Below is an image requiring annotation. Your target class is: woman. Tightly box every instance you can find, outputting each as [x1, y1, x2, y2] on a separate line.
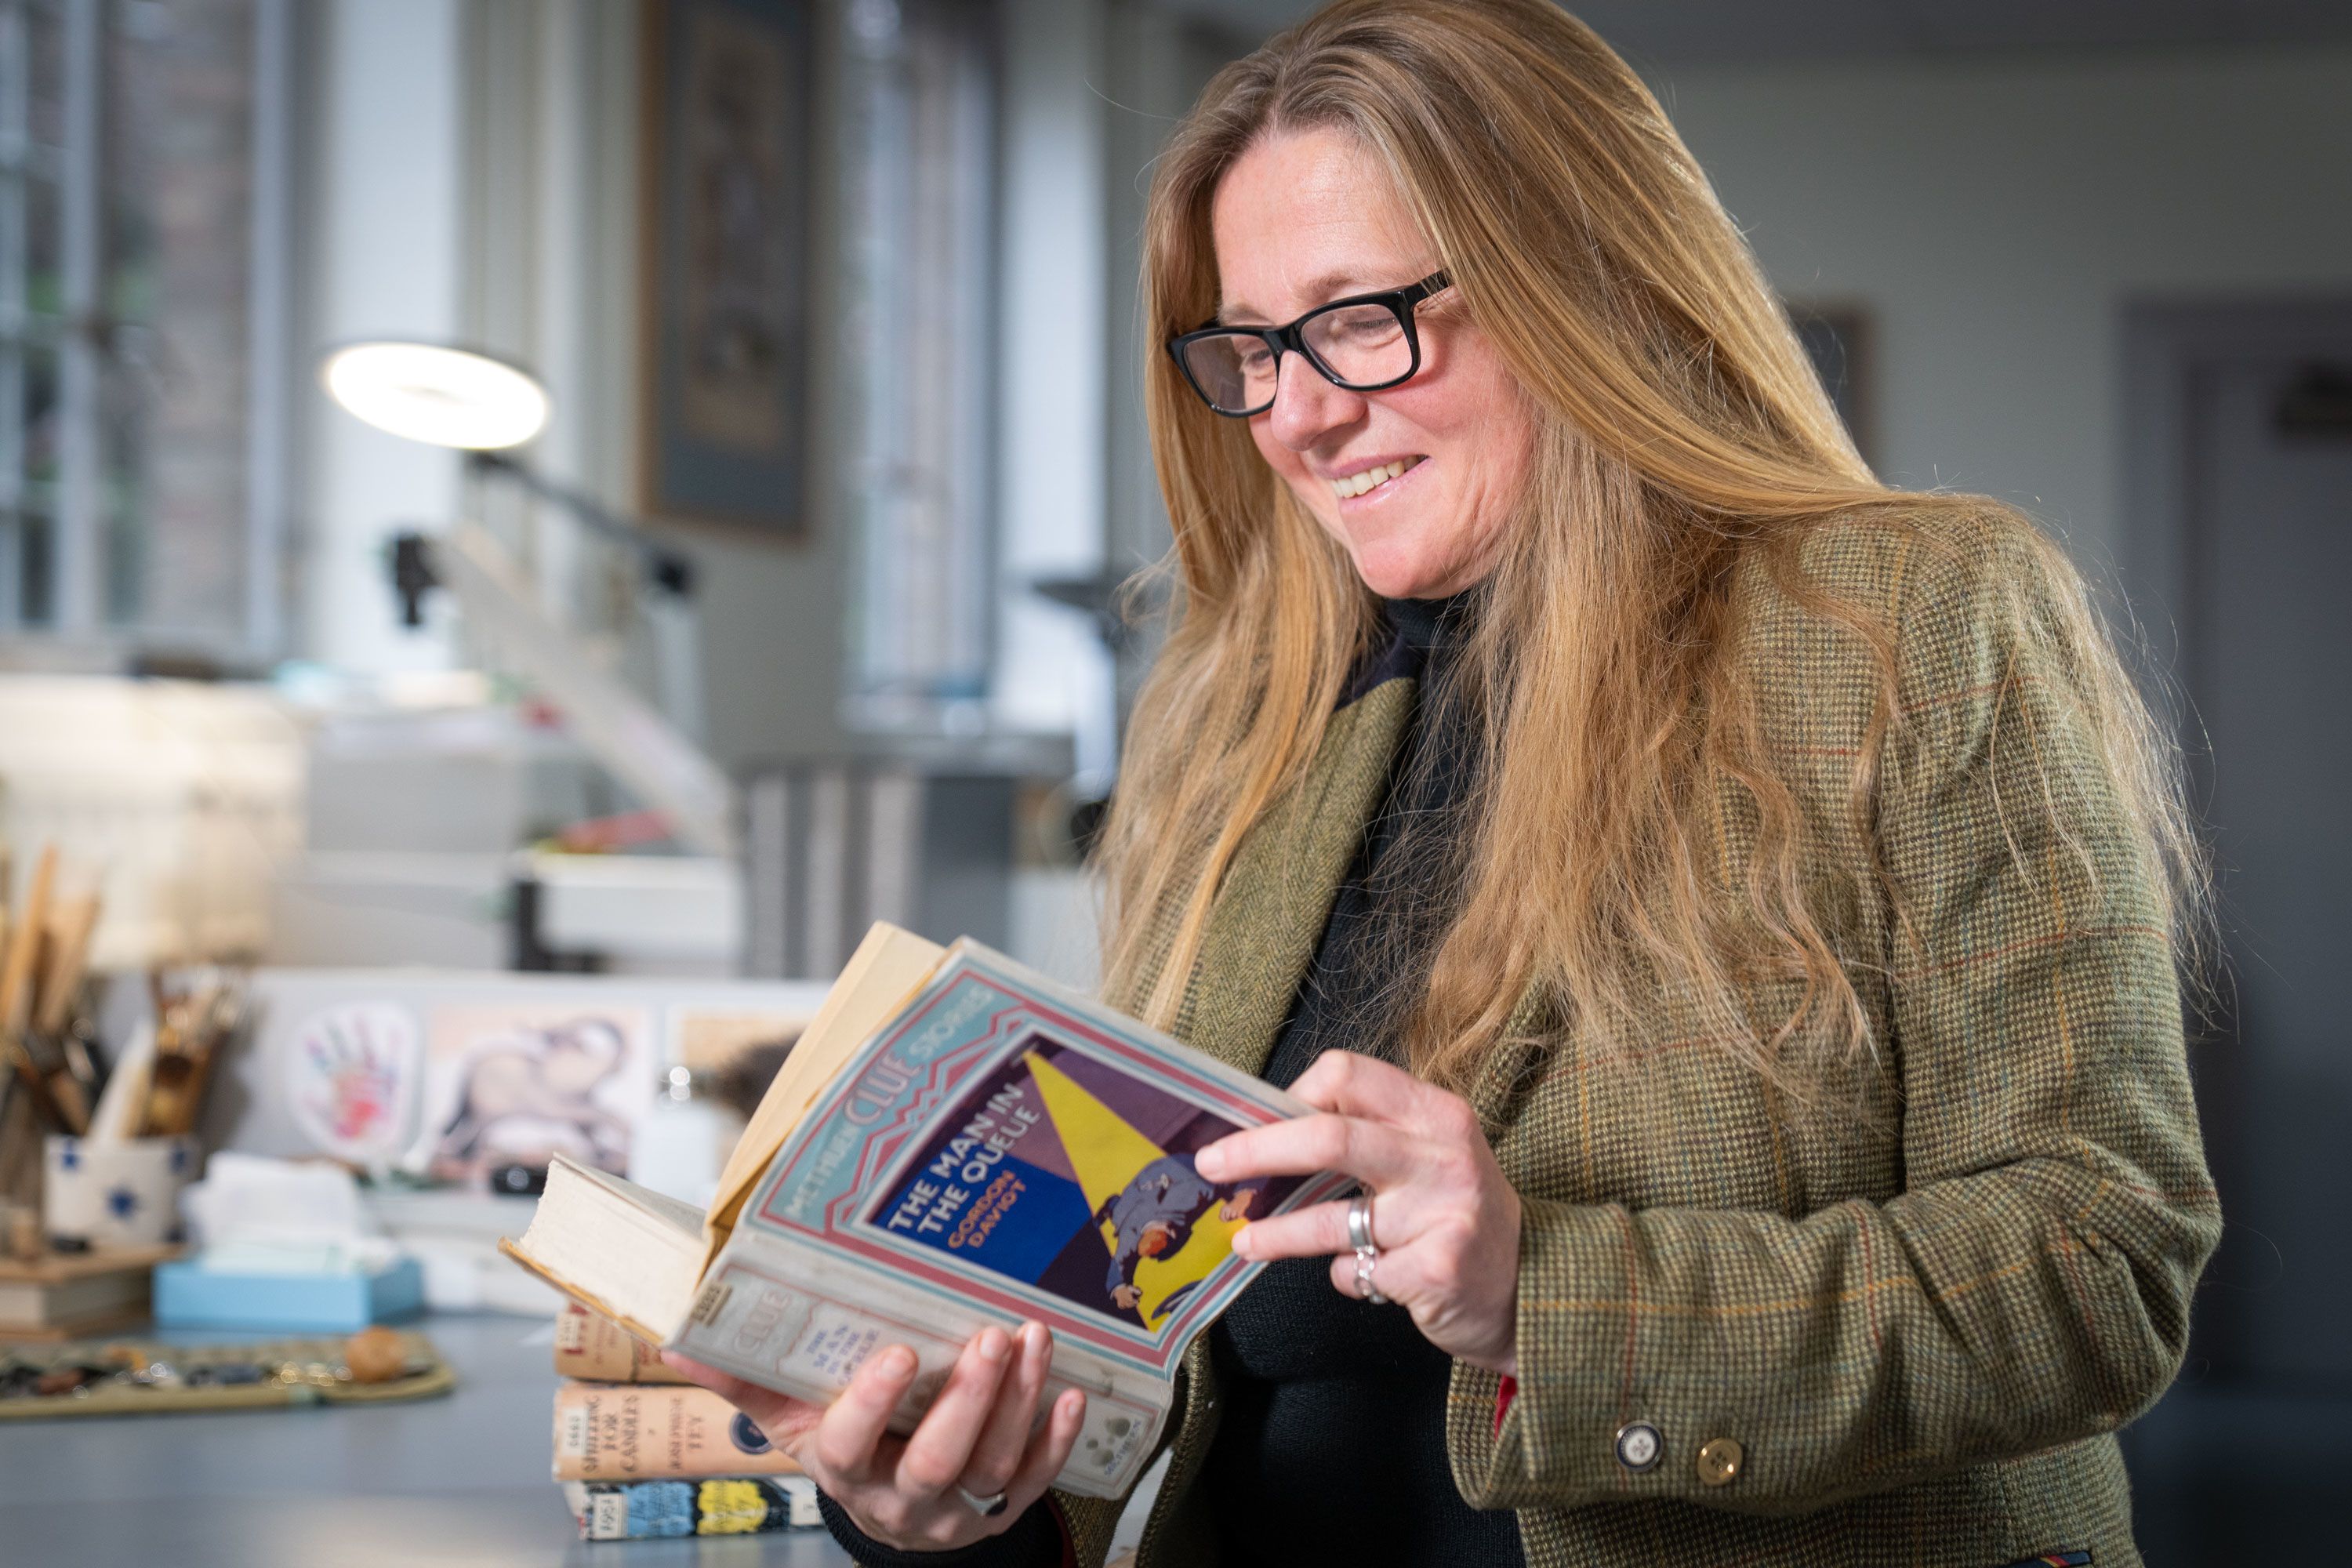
[673, 2, 2220, 1563]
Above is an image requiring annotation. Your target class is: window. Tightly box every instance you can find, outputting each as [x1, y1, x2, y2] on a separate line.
[839, 0, 996, 729]
[0, 0, 286, 654]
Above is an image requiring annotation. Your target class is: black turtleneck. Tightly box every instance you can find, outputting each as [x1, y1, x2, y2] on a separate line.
[1202, 590, 1524, 1568]
[819, 592, 1521, 1567]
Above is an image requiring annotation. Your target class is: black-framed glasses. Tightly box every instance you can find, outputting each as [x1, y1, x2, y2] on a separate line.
[1167, 270, 1451, 417]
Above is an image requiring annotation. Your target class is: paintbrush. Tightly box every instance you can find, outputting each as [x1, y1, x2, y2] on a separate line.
[33, 892, 100, 1042]
[0, 848, 66, 1132]
[0, 840, 13, 992]
[140, 975, 241, 1138]
[0, 845, 56, 1039]
[9, 1033, 83, 1134]
[0, 841, 13, 1140]
[26, 891, 104, 1133]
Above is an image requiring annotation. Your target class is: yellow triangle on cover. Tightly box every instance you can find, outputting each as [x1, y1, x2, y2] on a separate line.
[1023, 1050, 1165, 1224]
[1022, 1050, 1244, 1331]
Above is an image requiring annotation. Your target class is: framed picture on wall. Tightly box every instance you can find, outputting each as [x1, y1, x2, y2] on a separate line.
[639, 0, 814, 539]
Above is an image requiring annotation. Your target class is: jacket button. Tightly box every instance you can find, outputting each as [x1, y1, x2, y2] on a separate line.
[1613, 1421, 1663, 1472]
[1696, 1436, 1744, 1486]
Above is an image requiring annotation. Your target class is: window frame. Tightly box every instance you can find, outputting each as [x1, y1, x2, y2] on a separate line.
[838, 0, 1002, 732]
[0, 0, 292, 659]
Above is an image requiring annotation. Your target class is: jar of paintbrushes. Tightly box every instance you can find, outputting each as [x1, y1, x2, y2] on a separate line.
[0, 843, 244, 1257]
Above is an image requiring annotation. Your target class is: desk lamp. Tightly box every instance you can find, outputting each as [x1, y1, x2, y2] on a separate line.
[319, 342, 696, 617]
[317, 341, 731, 858]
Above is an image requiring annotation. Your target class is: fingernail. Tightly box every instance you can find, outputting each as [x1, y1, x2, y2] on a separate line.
[976, 1327, 1008, 1363]
[1021, 1322, 1047, 1356]
[1229, 1225, 1252, 1258]
[1196, 1144, 1225, 1178]
[878, 1347, 916, 1379]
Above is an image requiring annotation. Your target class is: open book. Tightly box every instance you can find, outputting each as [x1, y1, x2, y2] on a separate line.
[503, 924, 1348, 1498]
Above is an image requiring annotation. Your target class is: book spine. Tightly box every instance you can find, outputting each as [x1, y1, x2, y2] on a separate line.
[551, 1381, 805, 1483]
[553, 1301, 686, 1384]
[564, 1475, 822, 1540]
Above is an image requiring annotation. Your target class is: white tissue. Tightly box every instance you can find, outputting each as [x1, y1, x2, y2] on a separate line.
[180, 1152, 404, 1275]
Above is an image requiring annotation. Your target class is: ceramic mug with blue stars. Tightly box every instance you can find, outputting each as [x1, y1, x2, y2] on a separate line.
[43, 1134, 198, 1251]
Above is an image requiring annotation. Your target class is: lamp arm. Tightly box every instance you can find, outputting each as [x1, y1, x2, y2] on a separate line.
[466, 449, 695, 597]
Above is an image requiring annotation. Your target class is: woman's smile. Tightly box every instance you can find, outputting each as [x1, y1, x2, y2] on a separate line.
[1328, 453, 1427, 503]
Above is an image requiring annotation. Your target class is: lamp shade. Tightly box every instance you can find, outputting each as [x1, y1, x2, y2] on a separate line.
[320, 341, 550, 451]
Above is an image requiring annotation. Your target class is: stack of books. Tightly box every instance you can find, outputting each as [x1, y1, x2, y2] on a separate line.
[551, 1300, 820, 1541]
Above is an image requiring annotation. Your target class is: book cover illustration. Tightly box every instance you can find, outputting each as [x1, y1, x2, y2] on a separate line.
[744, 944, 1352, 1379]
[873, 1041, 1274, 1332]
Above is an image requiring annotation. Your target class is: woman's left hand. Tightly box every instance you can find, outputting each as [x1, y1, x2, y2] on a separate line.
[1196, 1050, 1521, 1376]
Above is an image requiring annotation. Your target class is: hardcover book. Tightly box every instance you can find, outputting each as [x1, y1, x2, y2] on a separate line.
[506, 924, 1347, 1498]
[552, 1379, 806, 1481]
[554, 1301, 687, 1385]
[561, 1475, 822, 1540]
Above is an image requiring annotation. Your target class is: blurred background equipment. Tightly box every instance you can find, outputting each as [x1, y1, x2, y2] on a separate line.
[320, 339, 731, 851]
[739, 746, 1074, 982]
[0, 682, 304, 970]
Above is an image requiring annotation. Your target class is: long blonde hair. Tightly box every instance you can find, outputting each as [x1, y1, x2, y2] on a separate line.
[1098, 0, 2198, 1101]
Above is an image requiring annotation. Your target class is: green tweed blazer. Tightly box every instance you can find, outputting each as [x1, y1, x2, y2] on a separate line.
[1060, 510, 2220, 1568]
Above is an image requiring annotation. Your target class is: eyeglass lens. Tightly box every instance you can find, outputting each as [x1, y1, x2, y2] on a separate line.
[1181, 300, 1414, 413]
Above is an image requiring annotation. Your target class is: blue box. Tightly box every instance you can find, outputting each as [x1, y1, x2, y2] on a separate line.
[153, 1257, 426, 1332]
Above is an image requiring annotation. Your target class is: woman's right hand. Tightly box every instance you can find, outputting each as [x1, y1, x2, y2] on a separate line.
[662, 1321, 1087, 1553]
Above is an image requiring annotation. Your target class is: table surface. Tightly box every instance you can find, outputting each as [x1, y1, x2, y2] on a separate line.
[0, 1313, 856, 1567]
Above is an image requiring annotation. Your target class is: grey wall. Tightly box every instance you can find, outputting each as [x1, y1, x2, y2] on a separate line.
[993, 0, 1112, 746]
[1647, 45, 2352, 599]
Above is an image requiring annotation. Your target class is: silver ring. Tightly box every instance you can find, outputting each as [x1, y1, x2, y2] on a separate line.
[1347, 1191, 1377, 1253]
[956, 1486, 1010, 1517]
[1353, 1247, 1388, 1305]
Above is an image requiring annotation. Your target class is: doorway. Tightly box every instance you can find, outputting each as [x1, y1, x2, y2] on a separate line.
[2116, 299, 2352, 1566]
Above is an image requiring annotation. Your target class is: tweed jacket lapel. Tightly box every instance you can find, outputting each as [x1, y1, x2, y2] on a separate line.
[1174, 670, 1551, 1132]
[1177, 676, 1415, 1080]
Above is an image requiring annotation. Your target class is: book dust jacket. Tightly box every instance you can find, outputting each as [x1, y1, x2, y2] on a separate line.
[734, 946, 1348, 1378]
